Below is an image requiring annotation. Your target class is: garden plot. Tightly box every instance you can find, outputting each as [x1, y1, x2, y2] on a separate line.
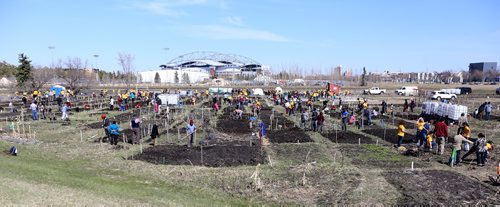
[362, 128, 415, 145]
[384, 170, 500, 205]
[133, 143, 265, 167]
[321, 131, 375, 144]
[267, 127, 313, 143]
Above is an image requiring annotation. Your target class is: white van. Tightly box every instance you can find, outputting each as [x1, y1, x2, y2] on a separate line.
[395, 86, 418, 96]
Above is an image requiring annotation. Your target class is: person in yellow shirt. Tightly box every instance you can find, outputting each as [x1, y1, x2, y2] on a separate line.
[427, 131, 435, 151]
[462, 123, 471, 138]
[416, 117, 425, 143]
[396, 120, 406, 147]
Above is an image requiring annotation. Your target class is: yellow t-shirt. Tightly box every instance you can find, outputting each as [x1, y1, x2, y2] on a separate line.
[486, 143, 492, 150]
[427, 134, 433, 143]
[417, 121, 424, 130]
[363, 102, 368, 109]
[397, 125, 405, 137]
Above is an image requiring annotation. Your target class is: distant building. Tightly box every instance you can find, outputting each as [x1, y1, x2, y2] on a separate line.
[469, 62, 497, 82]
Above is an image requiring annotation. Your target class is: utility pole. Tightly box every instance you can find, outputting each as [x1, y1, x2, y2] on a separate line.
[48, 46, 55, 68]
[93, 54, 100, 82]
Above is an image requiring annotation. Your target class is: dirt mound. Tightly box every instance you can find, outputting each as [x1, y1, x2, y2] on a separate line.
[134, 144, 265, 167]
[217, 117, 252, 134]
[385, 170, 500, 205]
[322, 131, 375, 144]
[268, 127, 313, 143]
[362, 128, 414, 145]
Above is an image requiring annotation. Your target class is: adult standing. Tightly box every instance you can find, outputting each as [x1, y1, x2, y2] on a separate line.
[476, 133, 487, 167]
[130, 117, 141, 145]
[485, 102, 492, 121]
[403, 99, 409, 112]
[381, 100, 387, 116]
[435, 118, 448, 155]
[341, 109, 349, 132]
[317, 111, 325, 132]
[108, 121, 120, 145]
[30, 101, 38, 120]
[186, 119, 196, 148]
[409, 99, 416, 113]
[451, 134, 473, 166]
[150, 123, 159, 146]
[61, 103, 69, 121]
[311, 108, 318, 132]
[301, 109, 309, 130]
[109, 96, 115, 111]
[101, 114, 110, 142]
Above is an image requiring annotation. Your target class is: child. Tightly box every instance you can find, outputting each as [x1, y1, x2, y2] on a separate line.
[396, 120, 406, 148]
[485, 140, 494, 162]
[427, 131, 437, 152]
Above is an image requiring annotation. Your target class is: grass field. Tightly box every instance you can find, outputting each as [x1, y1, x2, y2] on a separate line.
[0, 83, 499, 205]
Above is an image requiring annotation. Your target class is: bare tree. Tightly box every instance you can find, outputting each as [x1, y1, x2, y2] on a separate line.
[31, 66, 53, 91]
[117, 52, 134, 89]
[57, 57, 92, 94]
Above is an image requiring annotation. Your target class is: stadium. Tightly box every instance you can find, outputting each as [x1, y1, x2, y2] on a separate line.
[140, 51, 270, 83]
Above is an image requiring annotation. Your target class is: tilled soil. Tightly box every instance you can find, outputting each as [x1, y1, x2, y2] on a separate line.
[384, 170, 500, 205]
[217, 117, 253, 134]
[362, 128, 415, 145]
[322, 131, 375, 144]
[268, 127, 313, 143]
[134, 143, 265, 167]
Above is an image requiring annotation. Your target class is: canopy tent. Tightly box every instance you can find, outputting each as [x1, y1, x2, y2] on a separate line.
[50, 85, 66, 97]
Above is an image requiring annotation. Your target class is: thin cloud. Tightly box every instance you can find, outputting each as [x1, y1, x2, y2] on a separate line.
[133, 0, 207, 16]
[224, 16, 244, 26]
[188, 25, 290, 42]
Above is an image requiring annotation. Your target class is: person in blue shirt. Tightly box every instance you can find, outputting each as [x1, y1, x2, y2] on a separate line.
[108, 121, 120, 145]
[341, 109, 349, 131]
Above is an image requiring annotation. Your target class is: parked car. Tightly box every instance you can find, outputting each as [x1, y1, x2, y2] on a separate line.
[496, 87, 500, 95]
[431, 91, 457, 100]
[363, 87, 386, 95]
[456, 87, 472, 94]
[395, 86, 418, 96]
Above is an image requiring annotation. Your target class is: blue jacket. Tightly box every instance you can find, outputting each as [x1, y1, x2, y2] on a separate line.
[108, 124, 120, 135]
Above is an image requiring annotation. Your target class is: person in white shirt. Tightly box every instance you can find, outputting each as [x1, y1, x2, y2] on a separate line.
[30, 102, 38, 120]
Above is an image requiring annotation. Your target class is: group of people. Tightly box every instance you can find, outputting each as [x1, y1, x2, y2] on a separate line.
[395, 113, 494, 167]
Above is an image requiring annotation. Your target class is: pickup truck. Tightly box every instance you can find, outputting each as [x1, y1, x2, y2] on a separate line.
[431, 91, 457, 100]
[364, 87, 386, 95]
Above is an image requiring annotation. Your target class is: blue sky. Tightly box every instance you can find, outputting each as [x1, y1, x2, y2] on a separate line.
[0, 0, 499, 74]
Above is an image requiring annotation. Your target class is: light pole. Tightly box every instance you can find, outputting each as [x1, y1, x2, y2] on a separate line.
[93, 54, 99, 82]
[48, 46, 55, 68]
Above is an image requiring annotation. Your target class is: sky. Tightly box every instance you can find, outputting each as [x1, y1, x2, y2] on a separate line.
[0, 0, 499, 75]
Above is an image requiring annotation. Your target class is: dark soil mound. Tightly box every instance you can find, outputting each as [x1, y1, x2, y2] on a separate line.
[362, 128, 415, 145]
[134, 144, 265, 167]
[384, 170, 499, 205]
[217, 118, 252, 134]
[268, 127, 313, 143]
[322, 131, 375, 144]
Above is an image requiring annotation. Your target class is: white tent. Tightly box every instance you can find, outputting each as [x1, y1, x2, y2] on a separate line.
[0, 77, 13, 86]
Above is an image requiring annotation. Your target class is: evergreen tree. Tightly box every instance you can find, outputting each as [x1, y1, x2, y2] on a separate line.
[182, 73, 190, 84]
[15, 53, 33, 88]
[154, 72, 161, 83]
[360, 67, 367, 86]
[174, 71, 179, 83]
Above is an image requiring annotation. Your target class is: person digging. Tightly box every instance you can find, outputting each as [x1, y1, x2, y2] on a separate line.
[101, 114, 110, 143]
[258, 120, 269, 146]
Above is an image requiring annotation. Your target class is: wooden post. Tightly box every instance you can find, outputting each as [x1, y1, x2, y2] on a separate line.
[201, 144, 204, 165]
[177, 128, 180, 140]
[28, 125, 31, 139]
[80, 130, 83, 142]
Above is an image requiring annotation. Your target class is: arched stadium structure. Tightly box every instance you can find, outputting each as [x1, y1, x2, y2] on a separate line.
[140, 51, 269, 84]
